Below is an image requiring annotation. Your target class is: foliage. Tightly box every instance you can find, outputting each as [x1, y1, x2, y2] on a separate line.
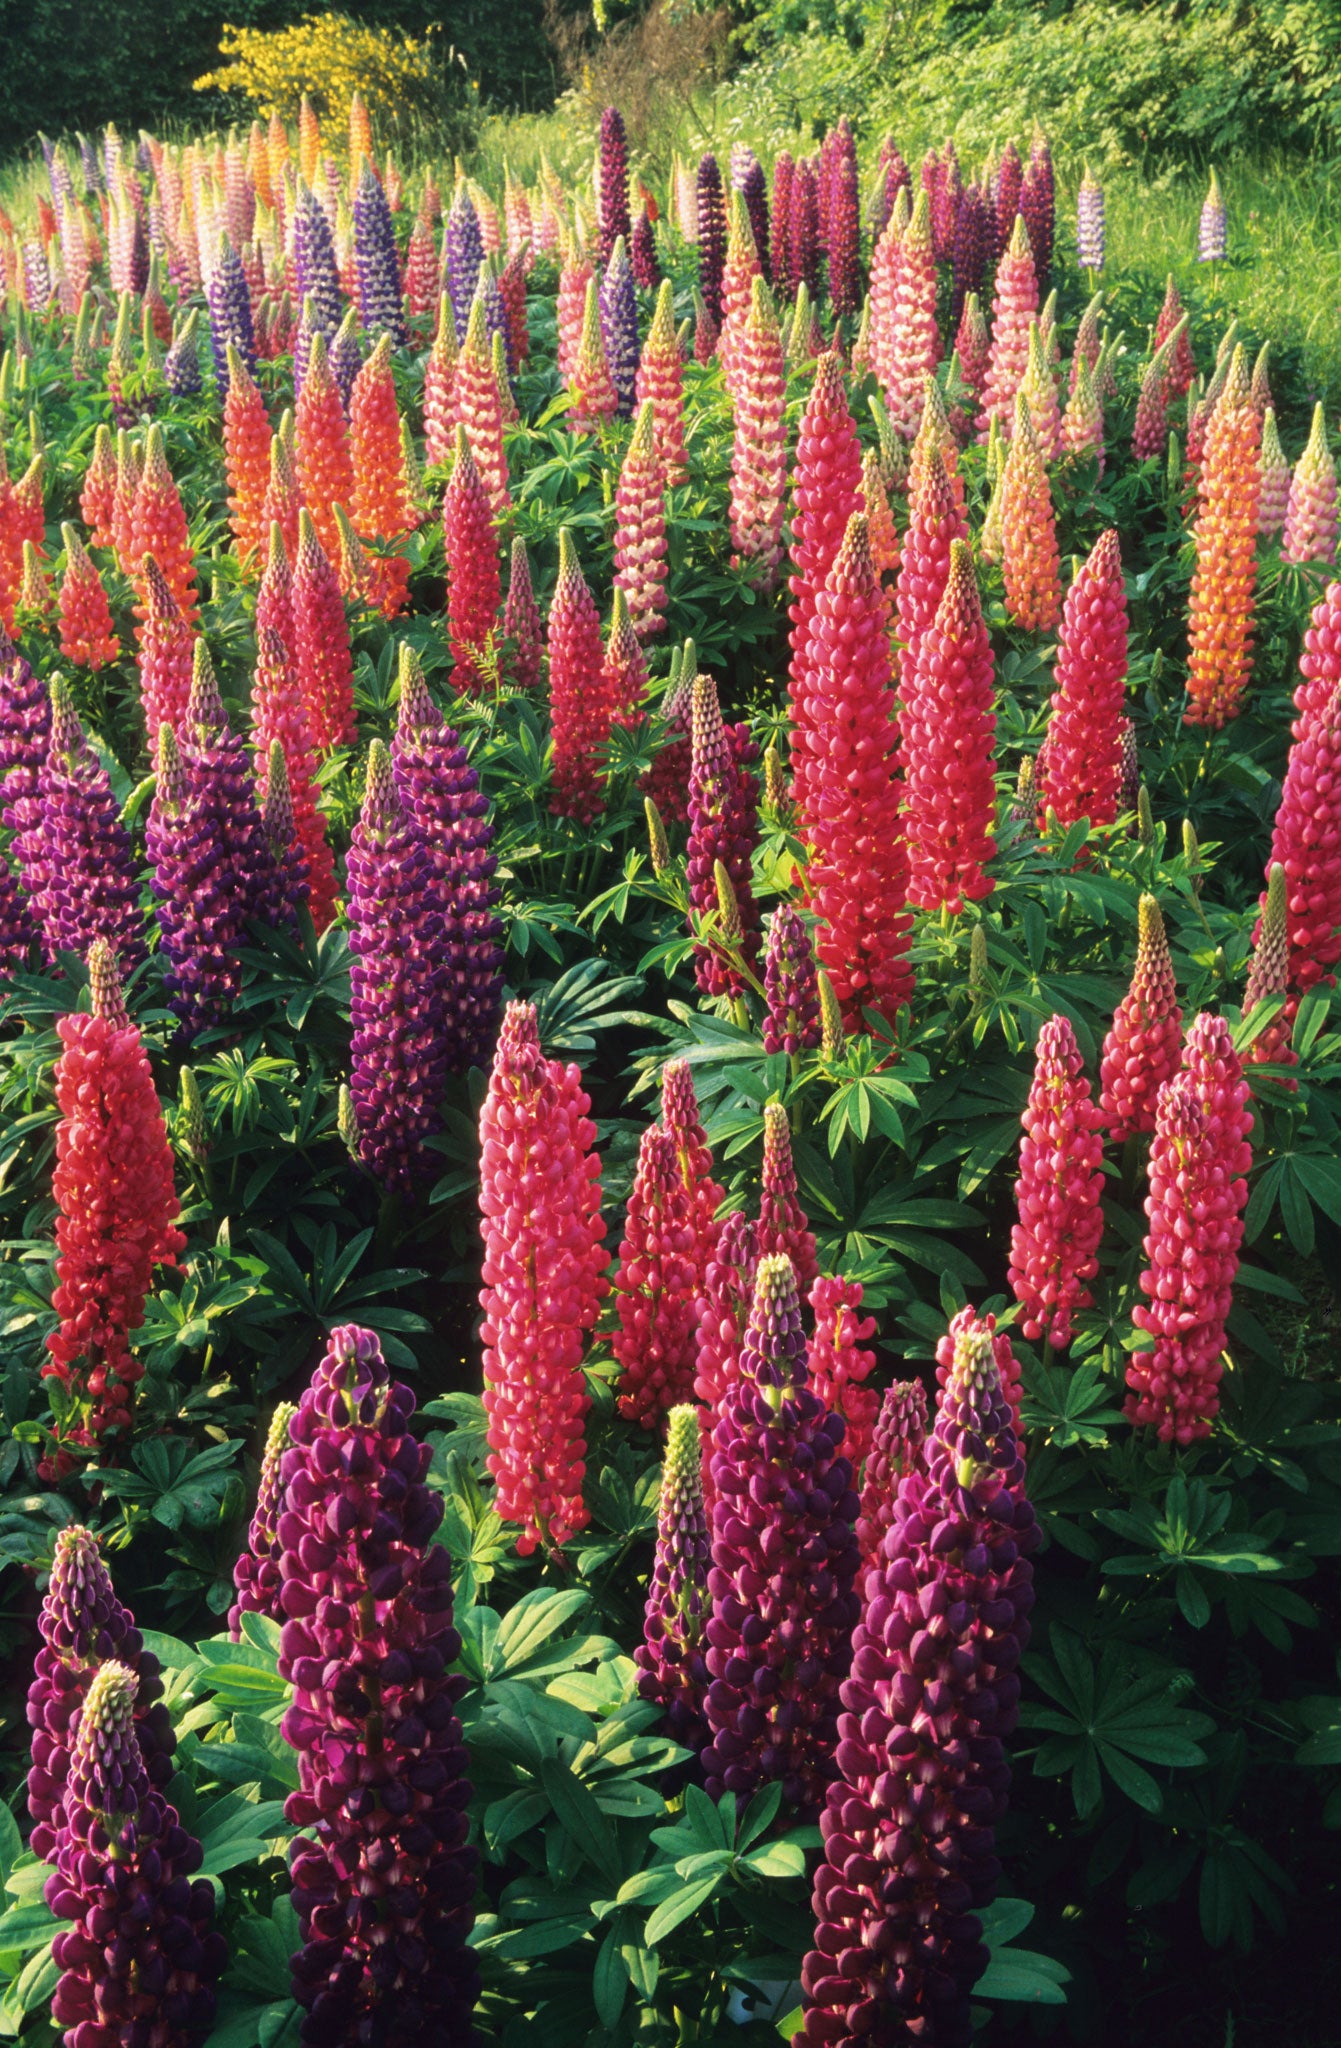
[193, 11, 474, 143]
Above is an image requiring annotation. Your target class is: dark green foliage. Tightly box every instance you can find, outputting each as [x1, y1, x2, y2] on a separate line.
[0, 0, 559, 154]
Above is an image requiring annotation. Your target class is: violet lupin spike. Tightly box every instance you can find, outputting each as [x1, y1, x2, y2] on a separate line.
[635, 1402, 712, 1751]
[600, 235, 639, 418]
[228, 1400, 297, 1638]
[346, 738, 448, 1195]
[445, 182, 485, 341]
[47, 1660, 226, 2043]
[702, 1252, 861, 1808]
[353, 160, 409, 347]
[206, 233, 256, 388]
[393, 645, 504, 1075]
[292, 180, 343, 336]
[796, 1316, 1038, 2046]
[31, 677, 144, 972]
[763, 903, 821, 1055]
[27, 1525, 176, 1865]
[277, 1324, 478, 2038]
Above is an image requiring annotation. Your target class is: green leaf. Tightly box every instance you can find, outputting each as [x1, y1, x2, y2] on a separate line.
[644, 1874, 724, 1946]
[593, 1927, 630, 2027]
[539, 1759, 623, 1890]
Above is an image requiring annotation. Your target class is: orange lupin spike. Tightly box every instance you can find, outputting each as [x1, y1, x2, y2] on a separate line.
[295, 329, 354, 567]
[298, 96, 321, 188]
[58, 524, 120, 670]
[349, 334, 414, 618]
[129, 424, 199, 629]
[80, 426, 118, 551]
[348, 91, 374, 180]
[223, 341, 272, 568]
[1185, 343, 1261, 728]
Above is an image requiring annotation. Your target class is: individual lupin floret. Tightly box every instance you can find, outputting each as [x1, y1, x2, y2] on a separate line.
[1098, 894, 1184, 1141]
[1008, 1014, 1105, 1347]
[796, 1313, 1037, 2046]
[635, 1404, 712, 1750]
[478, 1002, 607, 1553]
[702, 1253, 861, 1808]
[276, 1325, 478, 2039]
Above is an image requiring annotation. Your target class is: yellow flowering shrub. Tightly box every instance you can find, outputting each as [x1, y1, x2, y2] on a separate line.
[194, 12, 457, 134]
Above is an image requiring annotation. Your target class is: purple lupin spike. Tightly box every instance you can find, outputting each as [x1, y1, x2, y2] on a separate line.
[445, 184, 484, 342]
[598, 106, 632, 269]
[731, 145, 771, 287]
[600, 236, 639, 417]
[45, 1660, 225, 2041]
[392, 650, 503, 1075]
[701, 1252, 861, 1808]
[696, 153, 727, 325]
[797, 1314, 1038, 2045]
[206, 234, 256, 388]
[631, 209, 661, 291]
[163, 309, 202, 396]
[353, 162, 408, 348]
[26, 1525, 176, 1866]
[346, 739, 449, 1195]
[635, 1403, 711, 1750]
[277, 1323, 478, 2034]
[762, 904, 821, 1055]
[29, 678, 144, 971]
[951, 181, 989, 322]
[292, 182, 344, 336]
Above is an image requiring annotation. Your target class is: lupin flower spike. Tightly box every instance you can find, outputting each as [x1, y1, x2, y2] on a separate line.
[1008, 1014, 1106, 1346]
[635, 1404, 711, 1750]
[478, 1003, 607, 1554]
[702, 1252, 861, 1808]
